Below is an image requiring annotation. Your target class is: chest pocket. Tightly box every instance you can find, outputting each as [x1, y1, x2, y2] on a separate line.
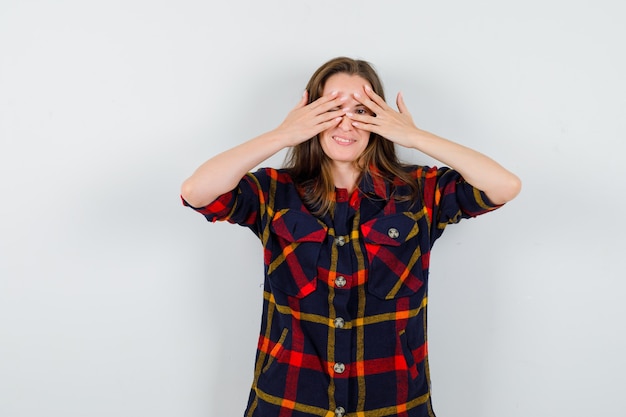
[267, 209, 327, 298]
[361, 213, 425, 300]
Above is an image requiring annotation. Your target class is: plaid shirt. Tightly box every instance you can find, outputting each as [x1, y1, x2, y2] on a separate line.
[183, 165, 501, 417]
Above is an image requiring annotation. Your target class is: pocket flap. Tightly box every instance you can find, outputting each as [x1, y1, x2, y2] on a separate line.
[267, 209, 327, 298]
[361, 213, 419, 246]
[270, 209, 327, 243]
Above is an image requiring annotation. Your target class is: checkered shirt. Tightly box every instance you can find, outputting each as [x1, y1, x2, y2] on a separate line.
[183, 165, 501, 417]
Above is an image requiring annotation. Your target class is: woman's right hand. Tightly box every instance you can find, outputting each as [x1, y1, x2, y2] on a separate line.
[181, 91, 348, 208]
[275, 91, 348, 147]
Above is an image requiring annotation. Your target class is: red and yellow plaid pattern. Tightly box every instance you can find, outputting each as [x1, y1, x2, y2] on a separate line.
[183, 165, 500, 417]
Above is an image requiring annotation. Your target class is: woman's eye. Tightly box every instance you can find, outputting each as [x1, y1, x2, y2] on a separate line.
[356, 108, 368, 115]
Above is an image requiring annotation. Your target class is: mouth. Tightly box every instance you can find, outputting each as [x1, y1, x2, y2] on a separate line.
[332, 135, 356, 145]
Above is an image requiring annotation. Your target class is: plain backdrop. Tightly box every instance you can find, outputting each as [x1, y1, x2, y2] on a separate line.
[1, 1, 625, 416]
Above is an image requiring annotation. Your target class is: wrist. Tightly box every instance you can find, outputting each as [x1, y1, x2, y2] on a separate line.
[264, 128, 294, 149]
[406, 127, 430, 150]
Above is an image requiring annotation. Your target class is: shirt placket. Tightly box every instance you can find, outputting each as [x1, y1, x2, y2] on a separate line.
[330, 189, 353, 416]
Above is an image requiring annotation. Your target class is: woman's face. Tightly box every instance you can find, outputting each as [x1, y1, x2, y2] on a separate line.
[319, 73, 374, 166]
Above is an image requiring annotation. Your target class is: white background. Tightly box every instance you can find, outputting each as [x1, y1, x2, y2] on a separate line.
[1, 1, 625, 416]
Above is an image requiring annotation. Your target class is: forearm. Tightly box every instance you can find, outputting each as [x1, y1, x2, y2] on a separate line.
[181, 130, 289, 208]
[410, 129, 521, 205]
[346, 88, 521, 204]
[181, 91, 351, 207]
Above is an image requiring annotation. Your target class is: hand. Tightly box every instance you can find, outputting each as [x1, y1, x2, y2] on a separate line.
[275, 90, 348, 147]
[347, 86, 420, 149]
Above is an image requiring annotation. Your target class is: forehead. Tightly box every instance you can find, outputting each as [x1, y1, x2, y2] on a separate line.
[322, 73, 372, 95]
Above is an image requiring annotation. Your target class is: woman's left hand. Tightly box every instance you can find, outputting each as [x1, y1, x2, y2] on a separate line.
[347, 86, 420, 149]
[349, 85, 521, 204]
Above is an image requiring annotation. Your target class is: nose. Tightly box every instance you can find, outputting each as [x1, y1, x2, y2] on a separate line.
[338, 114, 353, 131]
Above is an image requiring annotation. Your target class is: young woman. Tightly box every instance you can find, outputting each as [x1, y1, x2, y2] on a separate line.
[181, 57, 521, 417]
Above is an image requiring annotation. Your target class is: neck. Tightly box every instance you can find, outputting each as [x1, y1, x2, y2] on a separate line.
[331, 162, 361, 193]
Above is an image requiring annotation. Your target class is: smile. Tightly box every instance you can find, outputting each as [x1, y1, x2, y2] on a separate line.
[332, 135, 356, 145]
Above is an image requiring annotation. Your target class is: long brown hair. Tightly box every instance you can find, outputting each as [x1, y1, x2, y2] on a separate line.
[284, 57, 419, 215]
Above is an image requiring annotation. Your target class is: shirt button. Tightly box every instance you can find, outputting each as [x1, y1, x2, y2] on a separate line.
[334, 236, 346, 246]
[334, 276, 347, 288]
[335, 406, 346, 417]
[333, 362, 345, 374]
[334, 317, 345, 329]
[387, 227, 400, 239]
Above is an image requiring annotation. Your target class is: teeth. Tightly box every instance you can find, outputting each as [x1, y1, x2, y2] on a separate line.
[333, 136, 353, 143]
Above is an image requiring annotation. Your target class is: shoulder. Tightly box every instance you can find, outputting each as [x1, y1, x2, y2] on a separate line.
[392, 164, 440, 182]
[399, 165, 460, 182]
[248, 167, 295, 184]
[242, 168, 297, 191]
[246, 168, 301, 199]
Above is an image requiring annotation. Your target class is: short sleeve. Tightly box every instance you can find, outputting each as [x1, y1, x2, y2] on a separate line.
[181, 170, 266, 235]
[422, 166, 502, 244]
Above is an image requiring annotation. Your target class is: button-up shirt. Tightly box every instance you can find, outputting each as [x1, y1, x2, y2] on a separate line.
[183, 165, 501, 417]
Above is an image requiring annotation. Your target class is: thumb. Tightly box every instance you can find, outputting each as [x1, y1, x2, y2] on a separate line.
[295, 90, 309, 109]
[396, 92, 410, 114]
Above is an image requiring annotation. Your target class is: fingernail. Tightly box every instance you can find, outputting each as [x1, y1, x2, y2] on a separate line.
[346, 112, 354, 117]
[331, 90, 338, 96]
[354, 92, 361, 99]
[365, 85, 372, 91]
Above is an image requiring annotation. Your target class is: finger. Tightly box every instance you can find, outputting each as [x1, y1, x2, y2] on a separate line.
[396, 92, 410, 115]
[315, 108, 346, 125]
[310, 90, 341, 108]
[345, 111, 379, 126]
[351, 90, 376, 110]
[349, 119, 379, 134]
[294, 90, 309, 109]
[312, 94, 349, 115]
[363, 85, 389, 109]
[352, 91, 385, 116]
[315, 116, 343, 132]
